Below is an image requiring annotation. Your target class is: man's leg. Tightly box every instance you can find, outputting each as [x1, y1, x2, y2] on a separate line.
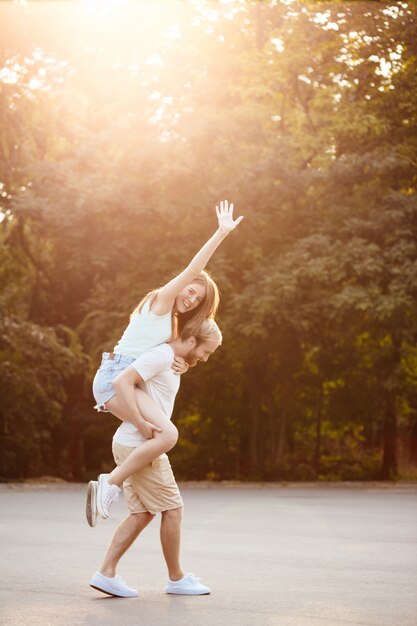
[160, 507, 184, 581]
[161, 506, 211, 595]
[90, 512, 154, 597]
[100, 512, 154, 578]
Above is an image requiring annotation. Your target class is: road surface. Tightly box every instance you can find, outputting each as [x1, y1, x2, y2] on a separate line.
[1, 481, 416, 626]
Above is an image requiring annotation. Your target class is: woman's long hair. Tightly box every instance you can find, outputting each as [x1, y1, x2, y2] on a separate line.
[130, 270, 220, 340]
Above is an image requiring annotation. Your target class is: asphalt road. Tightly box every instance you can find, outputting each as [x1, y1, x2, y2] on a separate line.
[0, 482, 416, 626]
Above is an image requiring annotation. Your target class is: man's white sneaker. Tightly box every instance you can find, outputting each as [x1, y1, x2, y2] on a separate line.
[97, 473, 121, 519]
[165, 573, 211, 595]
[86, 480, 98, 527]
[90, 571, 138, 598]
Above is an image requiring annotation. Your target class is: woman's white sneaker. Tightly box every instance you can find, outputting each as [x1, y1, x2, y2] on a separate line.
[165, 573, 211, 595]
[90, 571, 138, 597]
[86, 480, 98, 527]
[96, 473, 121, 519]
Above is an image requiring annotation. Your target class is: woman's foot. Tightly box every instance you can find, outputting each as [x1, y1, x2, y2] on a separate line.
[86, 480, 98, 527]
[96, 474, 121, 519]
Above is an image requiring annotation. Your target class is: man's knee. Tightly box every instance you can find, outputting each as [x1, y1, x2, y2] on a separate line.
[162, 506, 183, 520]
[131, 511, 155, 527]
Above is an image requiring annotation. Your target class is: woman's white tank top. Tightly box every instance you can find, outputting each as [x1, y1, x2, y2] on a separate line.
[113, 299, 172, 359]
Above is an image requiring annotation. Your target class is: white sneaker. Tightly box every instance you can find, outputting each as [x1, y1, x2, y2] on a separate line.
[97, 473, 121, 519]
[90, 571, 138, 598]
[86, 480, 98, 527]
[165, 573, 211, 595]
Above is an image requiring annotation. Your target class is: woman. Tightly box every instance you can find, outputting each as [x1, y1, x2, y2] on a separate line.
[90, 200, 243, 521]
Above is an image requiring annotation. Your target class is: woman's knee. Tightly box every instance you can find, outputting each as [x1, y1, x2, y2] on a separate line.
[159, 421, 178, 450]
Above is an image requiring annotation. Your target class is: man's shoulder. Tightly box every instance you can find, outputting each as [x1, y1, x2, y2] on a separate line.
[147, 343, 174, 363]
[135, 343, 174, 372]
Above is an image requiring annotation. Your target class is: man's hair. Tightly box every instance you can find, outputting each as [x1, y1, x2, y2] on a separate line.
[181, 318, 222, 346]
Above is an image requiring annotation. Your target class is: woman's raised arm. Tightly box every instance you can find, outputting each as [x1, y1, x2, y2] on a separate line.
[152, 200, 243, 314]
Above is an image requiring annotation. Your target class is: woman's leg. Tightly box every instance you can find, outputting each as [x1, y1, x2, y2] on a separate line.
[105, 389, 178, 487]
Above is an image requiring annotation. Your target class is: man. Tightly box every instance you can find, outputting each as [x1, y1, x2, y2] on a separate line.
[87, 319, 222, 598]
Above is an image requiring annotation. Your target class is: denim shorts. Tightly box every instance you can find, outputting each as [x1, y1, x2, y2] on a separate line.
[92, 352, 135, 412]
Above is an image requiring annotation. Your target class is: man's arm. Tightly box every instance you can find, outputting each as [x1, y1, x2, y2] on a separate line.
[112, 366, 162, 439]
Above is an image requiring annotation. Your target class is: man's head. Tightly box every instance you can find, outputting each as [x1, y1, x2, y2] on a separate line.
[171, 319, 222, 366]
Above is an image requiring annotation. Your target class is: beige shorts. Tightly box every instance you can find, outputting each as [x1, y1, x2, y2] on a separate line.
[112, 441, 183, 515]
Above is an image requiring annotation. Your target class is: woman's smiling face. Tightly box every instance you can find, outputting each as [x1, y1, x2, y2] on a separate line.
[174, 283, 206, 314]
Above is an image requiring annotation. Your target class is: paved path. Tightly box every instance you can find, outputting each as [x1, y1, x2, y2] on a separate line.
[0, 482, 416, 626]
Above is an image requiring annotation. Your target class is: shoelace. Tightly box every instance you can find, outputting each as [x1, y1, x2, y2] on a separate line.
[104, 487, 119, 507]
[115, 575, 127, 585]
[185, 573, 201, 582]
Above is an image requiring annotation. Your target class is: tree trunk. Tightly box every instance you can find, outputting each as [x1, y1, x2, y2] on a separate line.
[249, 402, 260, 473]
[314, 384, 324, 478]
[274, 377, 290, 467]
[381, 387, 398, 479]
[380, 333, 401, 479]
[409, 416, 417, 465]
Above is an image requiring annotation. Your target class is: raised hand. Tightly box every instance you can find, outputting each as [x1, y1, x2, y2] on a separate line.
[216, 200, 244, 234]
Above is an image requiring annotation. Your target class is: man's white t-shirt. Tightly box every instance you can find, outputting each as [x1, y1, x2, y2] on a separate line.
[113, 343, 180, 447]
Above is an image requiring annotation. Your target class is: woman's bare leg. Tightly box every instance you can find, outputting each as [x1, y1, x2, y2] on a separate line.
[104, 389, 178, 487]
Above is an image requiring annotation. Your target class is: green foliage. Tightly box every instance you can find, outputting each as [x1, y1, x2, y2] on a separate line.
[0, 317, 87, 479]
[1, 0, 417, 481]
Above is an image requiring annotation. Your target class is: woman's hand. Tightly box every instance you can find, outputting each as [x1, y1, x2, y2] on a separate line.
[151, 199, 244, 314]
[171, 356, 189, 376]
[216, 199, 244, 234]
